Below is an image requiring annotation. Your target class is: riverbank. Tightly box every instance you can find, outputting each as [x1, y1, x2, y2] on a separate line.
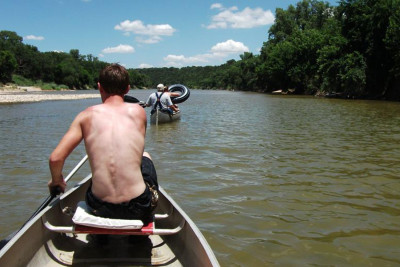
[0, 86, 99, 104]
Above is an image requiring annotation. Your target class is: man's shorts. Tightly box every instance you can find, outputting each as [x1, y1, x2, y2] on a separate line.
[85, 156, 158, 224]
[141, 156, 158, 190]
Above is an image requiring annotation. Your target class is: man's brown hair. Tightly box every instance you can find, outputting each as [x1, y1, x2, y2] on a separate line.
[98, 64, 130, 95]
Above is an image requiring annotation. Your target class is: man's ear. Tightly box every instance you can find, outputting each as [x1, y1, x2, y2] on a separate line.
[98, 82, 107, 103]
[124, 85, 130, 94]
[98, 82, 103, 92]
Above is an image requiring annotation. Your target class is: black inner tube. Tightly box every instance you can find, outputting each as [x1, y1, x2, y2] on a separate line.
[123, 95, 146, 107]
[123, 95, 140, 103]
[168, 84, 190, 104]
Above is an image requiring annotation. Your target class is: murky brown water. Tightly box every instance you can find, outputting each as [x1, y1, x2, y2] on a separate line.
[1, 90, 400, 266]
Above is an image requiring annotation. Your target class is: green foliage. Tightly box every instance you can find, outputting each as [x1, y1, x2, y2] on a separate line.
[259, 0, 339, 94]
[40, 83, 69, 91]
[255, 0, 399, 99]
[0, 31, 23, 51]
[0, 31, 148, 90]
[0, 50, 17, 83]
[337, 0, 400, 98]
[11, 74, 69, 90]
[0, 0, 399, 100]
[128, 69, 151, 88]
[138, 66, 223, 89]
[339, 52, 367, 95]
[12, 74, 35, 86]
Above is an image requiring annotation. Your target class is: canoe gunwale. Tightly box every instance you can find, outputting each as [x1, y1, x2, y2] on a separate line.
[0, 174, 220, 266]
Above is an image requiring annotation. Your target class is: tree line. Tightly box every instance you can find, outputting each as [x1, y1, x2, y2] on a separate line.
[0, 31, 151, 90]
[139, 0, 400, 100]
[1, 0, 399, 100]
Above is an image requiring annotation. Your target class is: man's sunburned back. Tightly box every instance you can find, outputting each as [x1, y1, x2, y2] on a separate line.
[80, 99, 147, 204]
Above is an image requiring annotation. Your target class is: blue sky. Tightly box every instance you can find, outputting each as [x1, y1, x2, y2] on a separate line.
[1, 0, 337, 69]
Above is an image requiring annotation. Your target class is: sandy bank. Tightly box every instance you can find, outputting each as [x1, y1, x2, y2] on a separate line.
[0, 87, 99, 104]
[1, 85, 45, 92]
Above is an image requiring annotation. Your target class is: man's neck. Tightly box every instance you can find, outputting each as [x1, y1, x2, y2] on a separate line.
[103, 94, 124, 104]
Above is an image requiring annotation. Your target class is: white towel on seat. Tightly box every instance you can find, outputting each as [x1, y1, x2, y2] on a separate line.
[72, 201, 144, 229]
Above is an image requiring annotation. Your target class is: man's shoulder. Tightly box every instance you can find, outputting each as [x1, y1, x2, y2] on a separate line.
[82, 104, 102, 113]
[124, 102, 147, 117]
[77, 104, 105, 117]
[74, 105, 95, 119]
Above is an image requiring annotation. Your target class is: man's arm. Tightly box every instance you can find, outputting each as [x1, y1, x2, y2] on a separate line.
[169, 92, 180, 97]
[165, 95, 179, 112]
[145, 94, 153, 108]
[168, 104, 179, 112]
[48, 113, 84, 194]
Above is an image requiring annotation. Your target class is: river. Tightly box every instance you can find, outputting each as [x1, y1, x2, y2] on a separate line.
[1, 90, 400, 266]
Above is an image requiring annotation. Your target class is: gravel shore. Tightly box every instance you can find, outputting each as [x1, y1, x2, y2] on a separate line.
[0, 87, 100, 104]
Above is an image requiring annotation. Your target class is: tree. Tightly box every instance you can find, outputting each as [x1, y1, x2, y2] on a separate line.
[1, 0, 399, 100]
[338, 52, 367, 96]
[259, 0, 336, 93]
[258, 41, 296, 91]
[0, 31, 23, 51]
[128, 69, 151, 88]
[0, 50, 17, 83]
[268, 5, 298, 44]
[382, 1, 400, 99]
[338, 0, 400, 97]
[239, 52, 259, 90]
[14, 44, 41, 79]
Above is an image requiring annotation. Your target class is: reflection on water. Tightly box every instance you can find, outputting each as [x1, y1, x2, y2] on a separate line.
[1, 90, 400, 266]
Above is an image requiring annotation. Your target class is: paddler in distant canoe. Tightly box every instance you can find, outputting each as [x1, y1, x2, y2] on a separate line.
[145, 83, 179, 114]
[163, 85, 180, 111]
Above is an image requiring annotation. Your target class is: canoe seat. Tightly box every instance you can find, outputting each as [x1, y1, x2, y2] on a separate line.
[43, 201, 184, 235]
[72, 202, 144, 229]
[72, 201, 152, 235]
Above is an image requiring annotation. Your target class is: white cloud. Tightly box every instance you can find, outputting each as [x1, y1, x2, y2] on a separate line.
[24, 35, 44, 41]
[115, 20, 175, 36]
[135, 36, 162, 44]
[138, 63, 154, 68]
[101, 44, 135, 54]
[211, 39, 249, 54]
[164, 39, 249, 67]
[207, 5, 274, 29]
[211, 3, 223, 10]
[115, 19, 176, 44]
[164, 54, 208, 64]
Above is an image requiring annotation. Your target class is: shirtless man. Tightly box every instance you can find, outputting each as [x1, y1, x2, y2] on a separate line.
[48, 64, 157, 223]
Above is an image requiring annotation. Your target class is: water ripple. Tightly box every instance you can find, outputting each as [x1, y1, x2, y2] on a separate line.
[1, 91, 400, 266]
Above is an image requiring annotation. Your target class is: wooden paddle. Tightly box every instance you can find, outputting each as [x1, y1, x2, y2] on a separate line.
[0, 154, 88, 249]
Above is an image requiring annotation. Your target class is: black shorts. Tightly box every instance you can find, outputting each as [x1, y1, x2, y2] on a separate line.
[85, 156, 158, 224]
[141, 156, 158, 190]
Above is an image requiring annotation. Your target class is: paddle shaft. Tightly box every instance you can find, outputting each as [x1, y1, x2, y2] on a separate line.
[33, 154, 89, 217]
[0, 155, 88, 249]
[29, 154, 89, 220]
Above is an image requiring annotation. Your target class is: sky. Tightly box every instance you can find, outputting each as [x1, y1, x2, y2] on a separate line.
[1, 0, 337, 69]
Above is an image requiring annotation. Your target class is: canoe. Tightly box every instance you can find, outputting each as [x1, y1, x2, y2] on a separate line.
[150, 109, 181, 125]
[0, 174, 219, 266]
